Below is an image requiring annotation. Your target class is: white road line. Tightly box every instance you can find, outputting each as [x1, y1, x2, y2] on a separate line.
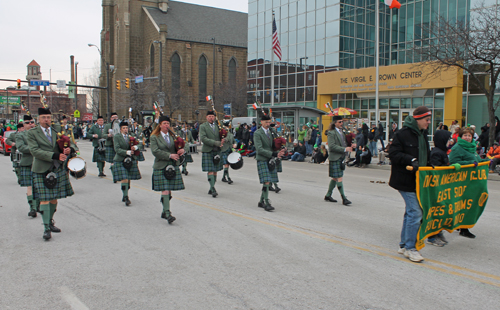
[60, 286, 90, 310]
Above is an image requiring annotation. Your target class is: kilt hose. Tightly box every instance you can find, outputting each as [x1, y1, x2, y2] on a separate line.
[201, 151, 223, 172]
[152, 167, 185, 191]
[257, 160, 279, 184]
[137, 152, 145, 162]
[19, 165, 33, 187]
[185, 153, 194, 163]
[32, 166, 74, 201]
[221, 149, 231, 165]
[112, 160, 141, 183]
[92, 147, 106, 163]
[276, 159, 283, 173]
[329, 159, 344, 178]
[105, 145, 115, 163]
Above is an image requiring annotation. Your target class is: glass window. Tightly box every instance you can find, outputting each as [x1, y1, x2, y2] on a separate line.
[412, 97, 423, 108]
[297, 43, 306, 57]
[249, 1, 258, 15]
[281, 18, 289, 32]
[360, 110, 368, 118]
[298, 28, 306, 43]
[298, 13, 306, 29]
[290, 1, 297, 16]
[401, 98, 411, 108]
[369, 99, 376, 109]
[317, 0, 326, 8]
[434, 97, 444, 108]
[258, 0, 265, 12]
[326, 5, 339, 21]
[326, 21, 339, 37]
[379, 98, 389, 109]
[289, 44, 297, 59]
[307, 26, 315, 41]
[228, 58, 237, 85]
[249, 14, 257, 28]
[361, 99, 369, 109]
[424, 97, 434, 108]
[353, 99, 360, 110]
[266, 0, 272, 10]
[317, 8, 326, 24]
[249, 27, 257, 41]
[171, 53, 181, 91]
[307, 11, 315, 27]
[298, 0, 306, 12]
[325, 52, 339, 66]
[281, 3, 288, 19]
[406, 3, 414, 42]
[316, 39, 325, 54]
[317, 24, 326, 40]
[290, 15, 297, 31]
[326, 36, 338, 51]
[198, 55, 207, 102]
[390, 98, 400, 108]
[440, 0, 448, 20]
[307, 0, 315, 11]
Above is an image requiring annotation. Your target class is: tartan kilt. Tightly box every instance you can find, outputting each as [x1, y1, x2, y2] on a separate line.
[152, 168, 185, 191]
[329, 159, 344, 178]
[32, 166, 74, 201]
[137, 152, 145, 162]
[257, 160, 279, 184]
[201, 151, 223, 172]
[105, 146, 116, 163]
[92, 147, 106, 163]
[221, 150, 231, 165]
[185, 154, 193, 163]
[19, 165, 33, 187]
[276, 159, 283, 173]
[112, 160, 142, 182]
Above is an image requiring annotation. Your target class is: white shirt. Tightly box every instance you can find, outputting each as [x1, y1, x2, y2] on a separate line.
[161, 131, 170, 143]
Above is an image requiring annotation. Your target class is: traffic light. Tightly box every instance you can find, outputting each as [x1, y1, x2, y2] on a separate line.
[116, 80, 121, 90]
[125, 78, 130, 89]
[17, 79, 21, 89]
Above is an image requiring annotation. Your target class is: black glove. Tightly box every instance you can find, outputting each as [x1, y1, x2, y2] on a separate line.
[411, 158, 419, 171]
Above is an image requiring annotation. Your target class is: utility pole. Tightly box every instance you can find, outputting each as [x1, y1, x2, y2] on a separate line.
[153, 40, 164, 106]
[212, 37, 216, 96]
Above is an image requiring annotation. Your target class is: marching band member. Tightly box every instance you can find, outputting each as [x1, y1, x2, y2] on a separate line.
[221, 122, 236, 184]
[324, 116, 353, 205]
[254, 113, 285, 211]
[87, 115, 107, 177]
[16, 115, 38, 217]
[6, 122, 24, 181]
[27, 107, 74, 240]
[104, 112, 119, 168]
[269, 123, 282, 193]
[150, 115, 185, 223]
[130, 123, 146, 162]
[177, 123, 194, 175]
[112, 121, 141, 206]
[200, 111, 224, 197]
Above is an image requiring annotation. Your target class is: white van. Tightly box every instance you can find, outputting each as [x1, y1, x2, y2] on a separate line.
[231, 117, 256, 129]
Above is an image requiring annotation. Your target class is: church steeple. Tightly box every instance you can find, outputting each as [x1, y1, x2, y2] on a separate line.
[26, 59, 42, 81]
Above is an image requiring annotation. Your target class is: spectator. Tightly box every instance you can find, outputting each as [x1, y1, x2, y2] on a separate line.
[315, 131, 322, 148]
[389, 122, 398, 141]
[378, 122, 385, 150]
[362, 123, 369, 149]
[241, 123, 251, 147]
[358, 145, 372, 167]
[449, 120, 460, 134]
[451, 126, 460, 142]
[368, 124, 378, 157]
[487, 141, 500, 173]
[449, 127, 489, 239]
[290, 139, 306, 162]
[313, 144, 328, 164]
[307, 125, 317, 156]
[297, 125, 307, 144]
[378, 140, 392, 165]
[250, 121, 257, 143]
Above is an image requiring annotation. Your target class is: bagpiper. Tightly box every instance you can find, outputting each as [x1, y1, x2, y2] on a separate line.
[253, 112, 285, 211]
[6, 122, 24, 181]
[26, 107, 75, 240]
[199, 111, 224, 197]
[221, 121, 236, 184]
[104, 112, 119, 168]
[176, 123, 194, 175]
[16, 115, 38, 217]
[150, 115, 185, 223]
[112, 121, 141, 206]
[87, 115, 107, 177]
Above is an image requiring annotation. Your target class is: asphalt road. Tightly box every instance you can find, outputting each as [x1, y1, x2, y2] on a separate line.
[1, 140, 499, 310]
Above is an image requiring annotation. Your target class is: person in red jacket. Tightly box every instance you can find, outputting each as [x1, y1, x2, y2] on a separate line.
[487, 141, 500, 173]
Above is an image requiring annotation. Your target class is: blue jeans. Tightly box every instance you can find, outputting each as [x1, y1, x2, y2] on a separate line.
[399, 191, 423, 250]
[378, 136, 385, 150]
[291, 153, 305, 162]
[305, 142, 313, 155]
[369, 140, 378, 156]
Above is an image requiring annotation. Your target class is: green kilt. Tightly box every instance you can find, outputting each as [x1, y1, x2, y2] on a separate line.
[221, 149, 231, 165]
[137, 152, 145, 162]
[105, 146, 115, 163]
[92, 147, 106, 162]
[19, 165, 33, 187]
[185, 153, 193, 163]
[152, 168, 185, 191]
[201, 151, 223, 172]
[329, 159, 344, 178]
[257, 160, 279, 184]
[112, 160, 142, 182]
[32, 166, 74, 201]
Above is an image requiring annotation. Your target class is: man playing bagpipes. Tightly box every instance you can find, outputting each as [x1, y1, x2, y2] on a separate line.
[6, 121, 24, 182]
[26, 107, 76, 240]
[104, 112, 119, 167]
[87, 115, 108, 177]
[200, 110, 225, 198]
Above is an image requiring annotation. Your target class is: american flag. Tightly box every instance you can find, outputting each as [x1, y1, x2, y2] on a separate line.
[272, 17, 282, 60]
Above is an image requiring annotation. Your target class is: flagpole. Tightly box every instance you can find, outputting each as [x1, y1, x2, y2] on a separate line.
[271, 11, 275, 107]
[375, 1, 379, 126]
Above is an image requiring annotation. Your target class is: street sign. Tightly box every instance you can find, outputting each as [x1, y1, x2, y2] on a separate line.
[30, 80, 50, 86]
[135, 75, 144, 83]
[82, 113, 93, 121]
[56, 80, 66, 89]
[74, 110, 80, 118]
[224, 103, 232, 116]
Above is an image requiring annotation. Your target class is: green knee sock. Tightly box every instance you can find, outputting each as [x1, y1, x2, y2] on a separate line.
[97, 162, 104, 173]
[274, 182, 278, 187]
[161, 194, 170, 215]
[27, 195, 34, 212]
[326, 180, 337, 197]
[224, 167, 229, 178]
[40, 204, 51, 231]
[208, 175, 215, 190]
[121, 183, 129, 197]
[263, 184, 270, 203]
[49, 202, 57, 221]
[182, 162, 187, 170]
[337, 181, 346, 199]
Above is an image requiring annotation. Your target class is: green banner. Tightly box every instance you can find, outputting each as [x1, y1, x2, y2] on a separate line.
[416, 163, 489, 250]
[0, 96, 21, 105]
[68, 81, 75, 99]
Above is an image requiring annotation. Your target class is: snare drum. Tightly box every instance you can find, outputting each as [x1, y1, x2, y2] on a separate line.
[227, 152, 244, 170]
[67, 156, 87, 179]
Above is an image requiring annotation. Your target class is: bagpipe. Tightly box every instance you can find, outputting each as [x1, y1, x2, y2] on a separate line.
[153, 101, 186, 165]
[206, 95, 228, 140]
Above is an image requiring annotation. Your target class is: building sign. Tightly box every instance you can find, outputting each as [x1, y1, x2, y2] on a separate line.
[318, 62, 462, 95]
[82, 113, 93, 121]
[0, 96, 21, 105]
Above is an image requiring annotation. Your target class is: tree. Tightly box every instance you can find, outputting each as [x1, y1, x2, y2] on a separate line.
[214, 80, 248, 117]
[83, 60, 101, 118]
[413, 1, 500, 146]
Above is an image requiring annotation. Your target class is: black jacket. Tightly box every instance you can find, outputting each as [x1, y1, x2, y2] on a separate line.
[293, 144, 306, 156]
[430, 130, 451, 166]
[389, 127, 430, 192]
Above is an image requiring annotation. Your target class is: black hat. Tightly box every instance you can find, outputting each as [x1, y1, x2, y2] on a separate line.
[62, 115, 67, 119]
[111, 112, 117, 116]
[38, 107, 51, 115]
[494, 141, 499, 146]
[261, 114, 271, 121]
[17, 123, 24, 128]
[23, 115, 33, 121]
[119, 121, 128, 128]
[206, 110, 215, 116]
[159, 115, 171, 124]
[413, 106, 432, 119]
[97, 115, 103, 119]
[332, 115, 342, 121]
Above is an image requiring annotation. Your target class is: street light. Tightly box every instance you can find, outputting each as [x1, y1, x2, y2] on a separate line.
[88, 43, 110, 118]
[299, 57, 308, 103]
[153, 40, 164, 106]
[75, 61, 79, 111]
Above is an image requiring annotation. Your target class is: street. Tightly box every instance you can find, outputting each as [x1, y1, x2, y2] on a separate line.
[1, 140, 499, 310]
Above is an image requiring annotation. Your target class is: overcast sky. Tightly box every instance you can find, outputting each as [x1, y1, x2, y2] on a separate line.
[0, 0, 248, 90]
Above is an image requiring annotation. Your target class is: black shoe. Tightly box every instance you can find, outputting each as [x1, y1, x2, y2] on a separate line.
[124, 196, 131, 206]
[268, 185, 275, 192]
[274, 186, 281, 193]
[324, 196, 337, 203]
[122, 196, 127, 202]
[98, 173, 106, 177]
[28, 210, 37, 218]
[208, 189, 213, 195]
[49, 220, 61, 233]
[166, 215, 176, 224]
[264, 202, 275, 212]
[258, 201, 265, 208]
[184, 170, 188, 176]
[342, 198, 352, 206]
[43, 230, 51, 240]
[227, 178, 233, 184]
[459, 229, 476, 239]
[161, 211, 167, 219]
[221, 177, 228, 183]
[212, 190, 218, 198]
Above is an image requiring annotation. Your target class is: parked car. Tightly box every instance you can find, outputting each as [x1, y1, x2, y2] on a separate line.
[0, 130, 14, 156]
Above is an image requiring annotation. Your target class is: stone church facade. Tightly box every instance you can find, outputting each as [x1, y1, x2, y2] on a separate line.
[99, 0, 248, 123]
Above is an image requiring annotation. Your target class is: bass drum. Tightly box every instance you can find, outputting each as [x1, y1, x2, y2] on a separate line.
[67, 156, 87, 179]
[227, 152, 244, 170]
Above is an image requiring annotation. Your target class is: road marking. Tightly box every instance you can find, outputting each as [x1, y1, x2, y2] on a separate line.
[60, 286, 90, 310]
